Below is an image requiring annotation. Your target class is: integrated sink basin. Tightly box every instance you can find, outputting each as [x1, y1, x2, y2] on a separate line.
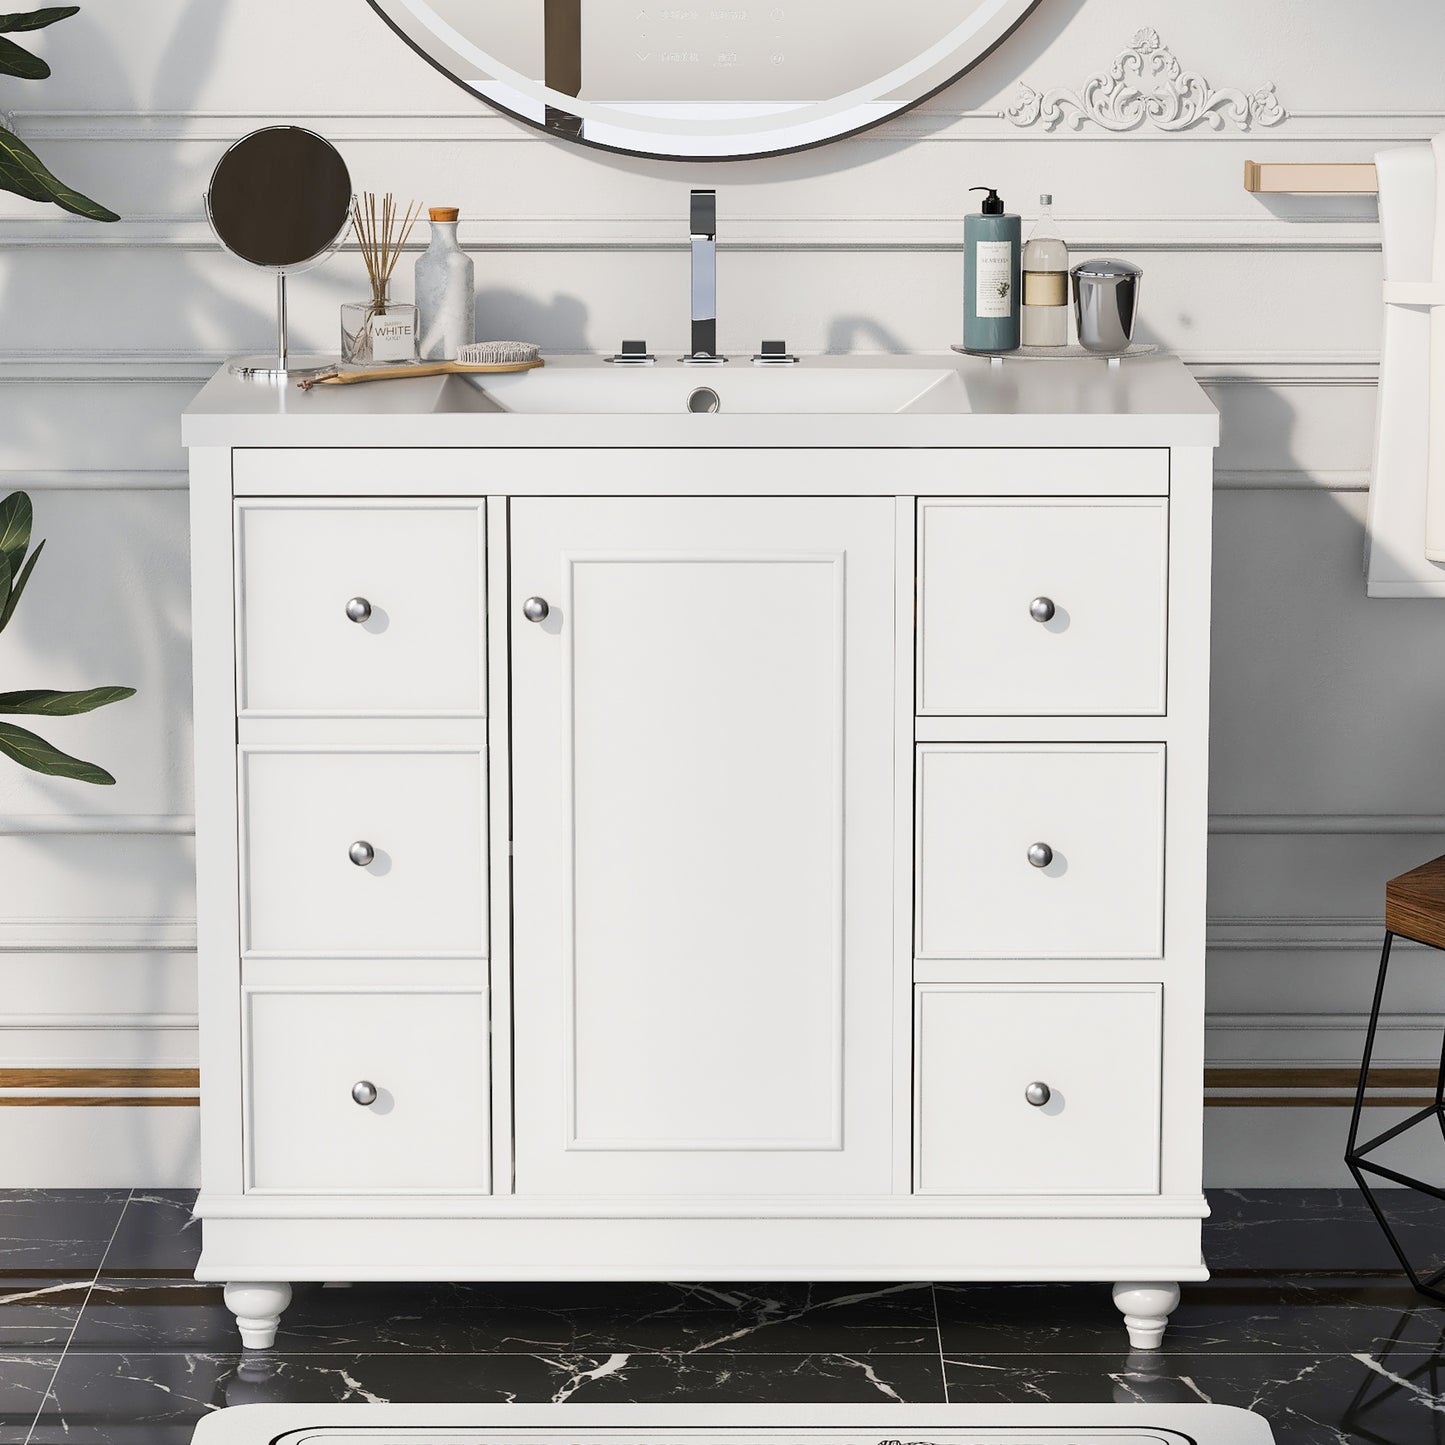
[445, 360, 969, 415]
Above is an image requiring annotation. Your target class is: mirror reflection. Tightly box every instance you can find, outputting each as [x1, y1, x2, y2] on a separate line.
[369, 0, 1039, 158]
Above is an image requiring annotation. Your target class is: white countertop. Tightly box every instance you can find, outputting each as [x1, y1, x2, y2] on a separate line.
[182, 351, 1219, 450]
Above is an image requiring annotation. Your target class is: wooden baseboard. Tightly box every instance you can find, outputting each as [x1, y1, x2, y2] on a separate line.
[0, 1066, 199, 1107]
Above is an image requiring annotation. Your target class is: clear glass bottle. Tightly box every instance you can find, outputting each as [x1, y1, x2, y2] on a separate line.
[1021, 194, 1069, 347]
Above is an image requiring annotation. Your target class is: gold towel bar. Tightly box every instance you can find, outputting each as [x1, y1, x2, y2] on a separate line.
[1244, 161, 1379, 194]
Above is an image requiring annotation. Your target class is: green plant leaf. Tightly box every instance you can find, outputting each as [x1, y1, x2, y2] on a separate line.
[0, 123, 118, 220]
[0, 720, 115, 784]
[0, 686, 135, 716]
[0, 491, 32, 570]
[0, 549, 11, 627]
[0, 536, 41, 632]
[0, 8, 81, 33]
[0, 32, 46, 78]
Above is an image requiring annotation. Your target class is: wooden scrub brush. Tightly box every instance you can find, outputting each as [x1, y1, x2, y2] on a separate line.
[300, 341, 543, 389]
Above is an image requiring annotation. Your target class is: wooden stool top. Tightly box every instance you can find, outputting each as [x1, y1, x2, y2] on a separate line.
[1387, 854, 1445, 950]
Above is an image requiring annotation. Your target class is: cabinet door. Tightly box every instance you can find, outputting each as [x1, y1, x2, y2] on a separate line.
[510, 497, 897, 1196]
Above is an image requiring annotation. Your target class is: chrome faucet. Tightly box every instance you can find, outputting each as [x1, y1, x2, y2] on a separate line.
[686, 188, 725, 362]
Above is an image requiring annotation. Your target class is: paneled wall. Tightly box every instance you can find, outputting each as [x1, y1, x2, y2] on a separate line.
[2, 0, 1441, 1183]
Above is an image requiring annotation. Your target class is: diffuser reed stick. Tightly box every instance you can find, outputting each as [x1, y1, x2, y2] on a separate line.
[351, 191, 422, 312]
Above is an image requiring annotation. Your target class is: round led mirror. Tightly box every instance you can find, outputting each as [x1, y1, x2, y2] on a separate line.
[206, 126, 353, 379]
[367, 0, 1040, 161]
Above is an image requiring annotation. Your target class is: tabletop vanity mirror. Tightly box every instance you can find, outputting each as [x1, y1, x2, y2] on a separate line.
[366, 0, 1040, 159]
[207, 125, 353, 380]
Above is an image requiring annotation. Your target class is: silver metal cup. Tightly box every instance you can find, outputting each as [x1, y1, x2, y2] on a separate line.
[1071, 258, 1142, 354]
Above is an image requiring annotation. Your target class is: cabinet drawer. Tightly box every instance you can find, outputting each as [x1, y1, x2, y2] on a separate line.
[236, 500, 486, 715]
[916, 744, 1164, 959]
[245, 989, 489, 1192]
[914, 983, 1161, 1194]
[917, 498, 1167, 716]
[240, 748, 487, 957]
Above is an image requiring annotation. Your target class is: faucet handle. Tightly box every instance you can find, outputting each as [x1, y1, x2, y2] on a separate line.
[606, 339, 656, 365]
[752, 339, 800, 365]
[690, 188, 716, 238]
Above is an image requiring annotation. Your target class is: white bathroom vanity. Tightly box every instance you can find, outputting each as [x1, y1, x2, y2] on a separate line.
[182, 353, 1218, 1351]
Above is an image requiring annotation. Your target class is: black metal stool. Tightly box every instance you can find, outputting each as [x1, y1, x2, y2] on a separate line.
[1346, 853, 1445, 1301]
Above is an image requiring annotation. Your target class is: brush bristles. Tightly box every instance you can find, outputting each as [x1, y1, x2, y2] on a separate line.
[458, 341, 542, 365]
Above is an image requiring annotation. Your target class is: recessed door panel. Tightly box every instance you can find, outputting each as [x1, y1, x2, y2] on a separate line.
[510, 497, 896, 1195]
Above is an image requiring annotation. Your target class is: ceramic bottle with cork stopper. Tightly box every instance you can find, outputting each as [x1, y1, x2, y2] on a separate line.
[415, 206, 475, 361]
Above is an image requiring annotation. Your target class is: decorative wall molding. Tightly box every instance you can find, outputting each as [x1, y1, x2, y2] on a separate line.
[0, 469, 188, 492]
[0, 215, 1385, 254]
[11, 106, 1441, 144]
[0, 918, 196, 952]
[0, 814, 195, 835]
[1007, 29, 1287, 134]
[1210, 813, 1445, 834]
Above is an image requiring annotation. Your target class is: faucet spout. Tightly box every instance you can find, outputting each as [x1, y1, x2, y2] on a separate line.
[688, 188, 723, 361]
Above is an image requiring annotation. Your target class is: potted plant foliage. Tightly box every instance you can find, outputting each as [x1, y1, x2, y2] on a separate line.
[0, 493, 133, 784]
[0, 6, 117, 220]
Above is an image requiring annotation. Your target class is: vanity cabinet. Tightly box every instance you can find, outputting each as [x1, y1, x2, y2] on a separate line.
[185, 357, 1217, 1354]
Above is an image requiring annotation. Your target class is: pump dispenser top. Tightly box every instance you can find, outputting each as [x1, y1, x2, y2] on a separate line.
[962, 185, 1021, 352]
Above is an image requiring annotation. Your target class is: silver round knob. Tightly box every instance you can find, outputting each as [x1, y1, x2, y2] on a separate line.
[1027, 842, 1054, 869]
[348, 840, 375, 867]
[1029, 596, 1056, 623]
[523, 596, 550, 623]
[1024, 1081, 1052, 1108]
[351, 1080, 378, 1106]
[345, 597, 373, 624]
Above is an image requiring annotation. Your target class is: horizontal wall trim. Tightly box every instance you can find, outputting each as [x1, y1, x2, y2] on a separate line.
[0, 470, 188, 492]
[0, 215, 1384, 254]
[0, 1013, 198, 1030]
[5, 108, 1442, 145]
[0, 814, 194, 835]
[1214, 469, 1371, 492]
[1210, 813, 1445, 834]
[0, 1096, 196, 1107]
[0, 920, 196, 952]
[0, 1068, 198, 1088]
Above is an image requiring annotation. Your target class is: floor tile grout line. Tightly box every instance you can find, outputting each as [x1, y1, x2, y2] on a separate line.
[931, 1283, 949, 1404]
[23, 1187, 133, 1445]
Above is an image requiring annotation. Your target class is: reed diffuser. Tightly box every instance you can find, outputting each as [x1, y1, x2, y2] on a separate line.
[341, 192, 423, 365]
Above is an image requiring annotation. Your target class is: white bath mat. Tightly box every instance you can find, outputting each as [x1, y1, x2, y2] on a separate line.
[192, 1401, 1274, 1444]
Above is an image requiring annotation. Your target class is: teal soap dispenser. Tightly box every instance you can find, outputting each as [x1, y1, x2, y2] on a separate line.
[963, 186, 1021, 352]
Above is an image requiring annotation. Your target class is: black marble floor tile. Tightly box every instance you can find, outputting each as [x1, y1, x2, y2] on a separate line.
[0, 1192, 128, 1274]
[942, 1349, 1445, 1445]
[1205, 1189, 1445, 1275]
[98, 1192, 200, 1276]
[0, 1354, 59, 1445]
[31, 1349, 945, 1442]
[71, 1278, 941, 1356]
[0, 1282, 87, 1351]
[935, 1277, 1445, 1358]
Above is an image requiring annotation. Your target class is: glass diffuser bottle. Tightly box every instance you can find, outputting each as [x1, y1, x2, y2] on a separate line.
[1021, 194, 1069, 347]
[341, 192, 421, 365]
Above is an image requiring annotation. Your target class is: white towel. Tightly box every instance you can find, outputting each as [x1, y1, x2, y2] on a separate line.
[1366, 140, 1444, 595]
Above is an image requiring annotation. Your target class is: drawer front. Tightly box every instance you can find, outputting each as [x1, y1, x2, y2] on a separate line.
[918, 498, 1167, 716]
[914, 983, 1161, 1194]
[245, 990, 489, 1192]
[241, 748, 487, 956]
[237, 500, 486, 715]
[916, 744, 1164, 959]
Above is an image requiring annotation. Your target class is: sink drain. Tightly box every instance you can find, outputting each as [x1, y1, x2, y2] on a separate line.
[687, 386, 721, 413]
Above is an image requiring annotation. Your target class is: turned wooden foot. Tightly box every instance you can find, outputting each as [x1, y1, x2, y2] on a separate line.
[1112, 1280, 1180, 1350]
[223, 1281, 292, 1350]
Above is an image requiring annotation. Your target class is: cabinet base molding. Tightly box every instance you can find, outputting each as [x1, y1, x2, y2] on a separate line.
[198, 1213, 1207, 1282]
